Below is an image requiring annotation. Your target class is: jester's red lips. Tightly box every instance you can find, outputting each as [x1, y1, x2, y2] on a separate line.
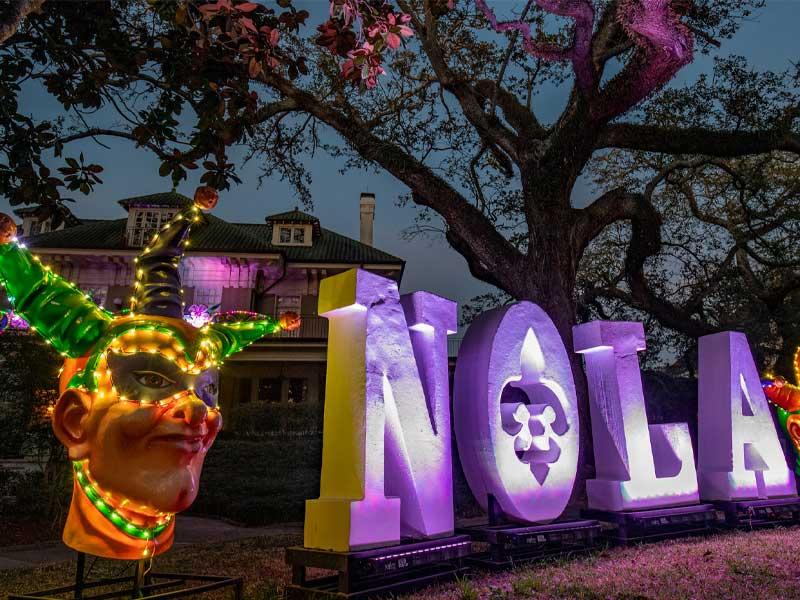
[147, 425, 211, 454]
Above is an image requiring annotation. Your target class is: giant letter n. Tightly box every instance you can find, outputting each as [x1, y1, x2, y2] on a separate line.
[304, 269, 457, 551]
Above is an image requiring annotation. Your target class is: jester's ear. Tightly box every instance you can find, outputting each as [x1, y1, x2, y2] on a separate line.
[52, 388, 93, 460]
[0, 214, 110, 356]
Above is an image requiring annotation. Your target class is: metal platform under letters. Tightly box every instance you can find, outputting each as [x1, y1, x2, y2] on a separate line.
[284, 535, 472, 599]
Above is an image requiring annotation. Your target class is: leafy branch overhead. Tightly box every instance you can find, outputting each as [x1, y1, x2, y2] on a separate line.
[0, 0, 797, 370]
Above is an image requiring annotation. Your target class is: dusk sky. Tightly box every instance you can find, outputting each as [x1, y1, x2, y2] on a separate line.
[2, 1, 798, 311]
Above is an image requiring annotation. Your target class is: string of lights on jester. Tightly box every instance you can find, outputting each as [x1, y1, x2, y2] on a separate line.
[0, 188, 300, 560]
[763, 352, 800, 477]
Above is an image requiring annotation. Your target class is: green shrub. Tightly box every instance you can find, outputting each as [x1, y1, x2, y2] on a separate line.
[190, 436, 323, 525]
[227, 402, 323, 436]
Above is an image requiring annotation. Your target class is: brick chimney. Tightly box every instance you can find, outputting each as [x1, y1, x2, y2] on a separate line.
[359, 192, 376, 247]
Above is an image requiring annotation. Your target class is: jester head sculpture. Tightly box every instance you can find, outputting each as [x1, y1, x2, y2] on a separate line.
[763, 351, 800, 477]
[0, 190, 299, 559]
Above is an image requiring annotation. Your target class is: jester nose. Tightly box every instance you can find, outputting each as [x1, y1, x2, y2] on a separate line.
[168, 394, 208, 427]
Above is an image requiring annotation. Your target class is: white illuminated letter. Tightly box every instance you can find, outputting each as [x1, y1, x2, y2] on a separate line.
[697, 331, 796, 500]
[454, 302, 580, 523]
[573, 321, 699, 511]
[304, 269, 457, 551]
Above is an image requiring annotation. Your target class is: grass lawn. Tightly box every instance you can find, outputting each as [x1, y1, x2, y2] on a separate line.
[2, 526, 800, 599]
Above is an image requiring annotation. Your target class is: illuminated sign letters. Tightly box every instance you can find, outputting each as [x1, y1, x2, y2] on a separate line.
[453, 302, 580, 522]
[304, 269, 457, 551]
[303, 269, 796, 552]
[574, 321, 699, 511]
[697, 332, 796, 500]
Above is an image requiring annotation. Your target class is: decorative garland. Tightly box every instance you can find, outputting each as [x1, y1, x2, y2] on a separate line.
[73, 461, 173, 542]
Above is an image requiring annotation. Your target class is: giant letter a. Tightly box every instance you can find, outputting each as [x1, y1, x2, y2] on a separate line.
[304, 269, 457, 551]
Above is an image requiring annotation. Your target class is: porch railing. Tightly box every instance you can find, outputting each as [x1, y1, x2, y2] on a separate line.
[275, 314, 329, 339]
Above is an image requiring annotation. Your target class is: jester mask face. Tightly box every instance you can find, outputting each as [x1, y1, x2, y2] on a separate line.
[0, 190, 299, 559]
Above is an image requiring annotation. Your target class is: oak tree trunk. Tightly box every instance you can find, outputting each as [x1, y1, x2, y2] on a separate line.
[499, 215, 595, 516]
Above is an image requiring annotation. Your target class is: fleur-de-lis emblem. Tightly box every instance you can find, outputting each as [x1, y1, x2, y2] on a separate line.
[500, 329, 570, 484]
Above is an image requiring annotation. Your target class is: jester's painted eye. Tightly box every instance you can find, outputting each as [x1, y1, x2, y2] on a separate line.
[133, 371, 175, 389]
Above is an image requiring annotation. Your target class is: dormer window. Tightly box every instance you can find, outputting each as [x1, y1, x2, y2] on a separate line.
[274, 224, 311, 246]
[27, 219, 51, 236]
[266, 208, 319, 247]
[126, 208, 178, 247]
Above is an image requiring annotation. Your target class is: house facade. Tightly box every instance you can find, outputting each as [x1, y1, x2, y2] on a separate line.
[7, 191, 403, 430]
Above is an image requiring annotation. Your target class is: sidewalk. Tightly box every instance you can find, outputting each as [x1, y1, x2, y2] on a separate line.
[0, 516, 302, 571]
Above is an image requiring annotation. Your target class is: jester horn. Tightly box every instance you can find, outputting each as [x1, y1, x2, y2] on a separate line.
[765, 349, 800, 413]
[131, 187, 218, 318]
[205, 312, 300, 360]
[0, 213, 110, 356]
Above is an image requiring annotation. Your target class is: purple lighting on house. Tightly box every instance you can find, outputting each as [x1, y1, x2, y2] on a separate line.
[454, 302, 580, 523]
[574, 320, 699, 511]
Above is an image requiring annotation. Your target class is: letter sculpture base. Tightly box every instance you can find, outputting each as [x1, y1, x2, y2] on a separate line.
[714, 496, 800, 529]
[582, 504, 718, 545]
[284, 535, 471, 599]
[458, 520, 601, 570]
[8, 552, 243, 600]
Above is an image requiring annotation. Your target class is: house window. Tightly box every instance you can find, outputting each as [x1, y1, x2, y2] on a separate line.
[274, 225, 310, 246]
[288, 378, 307, 403]
[28, 219, 51, 236]
[128, 209, 180, 247]
[278, 295, 301, 313]
[258, 378, 282, 403]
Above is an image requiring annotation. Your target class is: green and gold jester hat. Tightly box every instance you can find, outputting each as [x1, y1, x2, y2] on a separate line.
[763, 350, 800, 476]
[0, 188, 300, 405]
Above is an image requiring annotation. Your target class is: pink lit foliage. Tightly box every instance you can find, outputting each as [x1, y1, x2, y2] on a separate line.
[317, 1, 415, 90]
[474, 0, 694, 119]
[192, 0, 307, 78]
[189, 0, 415, 90]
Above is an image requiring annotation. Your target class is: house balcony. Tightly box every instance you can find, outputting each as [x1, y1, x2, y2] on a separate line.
[274, 314, 329, 339]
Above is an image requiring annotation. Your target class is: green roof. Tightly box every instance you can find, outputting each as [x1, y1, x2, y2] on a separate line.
[118, 191, 191, 210]
[23, 211, 403, 265]
[266, 209, 318, 223]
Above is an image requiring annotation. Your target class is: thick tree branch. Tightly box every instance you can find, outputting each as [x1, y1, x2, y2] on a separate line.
[259, 70, 526, 287]
[51, 128, 170, 160]
[599, 123, 800, 157]
[473, 79, 545, 138]
[0, 0, 44, 45]
[474, 0, 596, 93]
[592, 0, 693, 122]
[579, 184, 717, 337]
[574, 186, 645, 254]
[395, 0, 521, 165]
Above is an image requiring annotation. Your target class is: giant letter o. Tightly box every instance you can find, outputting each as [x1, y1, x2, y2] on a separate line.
[454, 302, 579, 523]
